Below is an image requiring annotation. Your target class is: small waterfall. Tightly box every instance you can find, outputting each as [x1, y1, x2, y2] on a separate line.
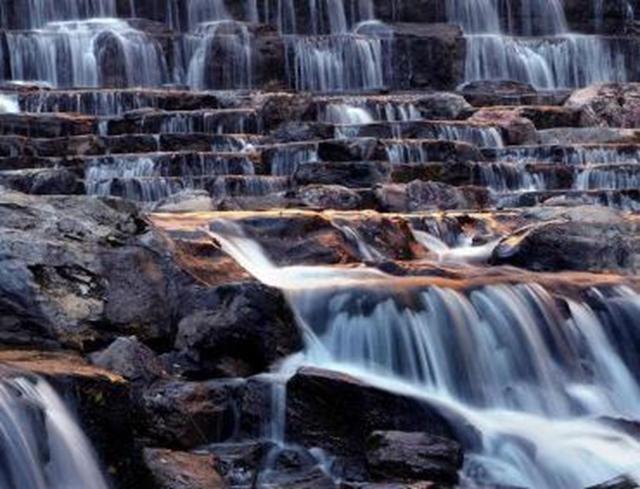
[210, 221, 640, 489]
[465, 35, 629, 89]
[184, 21, 254, 90]
[473, 162, 546, 192]
[286, 33, 388, 92]
[449, 0, 632, 88]
[0, 0, 116, 29]
[186, 0, 230, 30]
[490, 146, 640, 165]
[6, 19, 168, 88]
[319, 103, 375, 124]
[0, 375, 110, 489]
[269, 144, 319, 176]
[86, 154, 255, 201]
[0, 94, 20, 114]
[318, 100, 421, 124]
[575, 167, 640, 191]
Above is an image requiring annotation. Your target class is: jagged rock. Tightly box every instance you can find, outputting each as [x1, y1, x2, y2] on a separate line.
[286, 368, 457, 474]
[141, 379, 244, 449]
[143, 448, 225, 489]
[491, 209, 637, 272]
[366, 431, 463, 485]
[460, 80, 564, 107]
[565, 83, 640, 128]
[391, 23, 465, 91]
[255, 92, 315, 131]
[174, 282, 301, 378]
[90, 336, 165, 386]
[0, 192, 178, 348]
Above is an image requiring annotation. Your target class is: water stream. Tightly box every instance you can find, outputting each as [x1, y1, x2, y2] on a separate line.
[209, 219, 640, 489]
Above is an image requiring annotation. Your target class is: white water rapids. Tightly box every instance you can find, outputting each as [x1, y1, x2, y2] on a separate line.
[209, 219, 640, 489]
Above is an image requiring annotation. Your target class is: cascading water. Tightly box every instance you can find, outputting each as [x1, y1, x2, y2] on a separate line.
[6, 19, 168, 88]
[184, 21, 254, 90]
[0, 0, 116, 29]
[0, 375, 110, 489]
[209, 220, 640, 489]
[449, 0, 632, 88]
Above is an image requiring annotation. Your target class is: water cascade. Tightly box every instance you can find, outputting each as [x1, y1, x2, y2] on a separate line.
[6, 19, 168, 88]
[0, 375, 110, 489]
[210, 220, 640, 489]
[449, 0, 633, 88]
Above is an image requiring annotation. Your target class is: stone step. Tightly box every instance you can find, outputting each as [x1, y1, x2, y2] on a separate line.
[459, 81, 571, 108]
[538, 128, 640, 145]
[14, 87, 223, 115]
[497, 189, 640, 211]
[105, 109, 260, 135]
[484, 144, 640, 164]
[0, 133, 257, 158]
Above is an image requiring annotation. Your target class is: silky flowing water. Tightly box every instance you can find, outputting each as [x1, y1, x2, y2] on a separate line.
[209, 219, 640, 489]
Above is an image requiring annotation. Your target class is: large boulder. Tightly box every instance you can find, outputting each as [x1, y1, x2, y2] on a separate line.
[366, 431, 463, 485]
[491, 207, 637, 272]
[286, 368, 458, 476]
[0, 192, 179, 349]
[565, 83, 640, 128]
[174, 282, 302, 378]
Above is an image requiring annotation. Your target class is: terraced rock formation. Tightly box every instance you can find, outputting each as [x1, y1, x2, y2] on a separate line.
[2, 1, 640, 489]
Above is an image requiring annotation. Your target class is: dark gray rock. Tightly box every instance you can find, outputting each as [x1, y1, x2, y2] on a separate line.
[366, 431, 463, 485]
[90, 336, 165, 386]
[175, 282, 302, 378]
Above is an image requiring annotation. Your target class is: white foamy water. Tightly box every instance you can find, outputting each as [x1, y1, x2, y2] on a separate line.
[209, 220, 640, 489]
[0, 375, 110, 489]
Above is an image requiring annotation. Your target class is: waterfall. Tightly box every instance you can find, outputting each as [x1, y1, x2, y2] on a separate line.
[449, 0, 631, 88]
[185, 21, 254, 90]
[6, 19, 168, 88]
[286, 32, 388, 92]
[0, 0, 116, 29]
[0, 375, 110, 489]
[209, 220, 640, 489]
